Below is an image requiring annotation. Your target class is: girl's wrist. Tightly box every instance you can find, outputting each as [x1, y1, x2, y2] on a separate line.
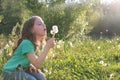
[45, 44, 51, 49]
[43, 45, 50, 54]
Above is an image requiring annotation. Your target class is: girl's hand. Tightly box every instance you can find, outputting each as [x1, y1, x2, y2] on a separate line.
[29, 64, 41, 73]
[46, 38, 55, 49]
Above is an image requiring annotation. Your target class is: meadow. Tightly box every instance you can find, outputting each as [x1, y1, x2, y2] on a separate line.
[0, 33, 120, 80]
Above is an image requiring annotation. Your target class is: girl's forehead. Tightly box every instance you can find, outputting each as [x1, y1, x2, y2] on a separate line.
[35, 17, 44, 23]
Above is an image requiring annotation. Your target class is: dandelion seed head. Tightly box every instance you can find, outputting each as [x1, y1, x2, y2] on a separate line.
[69, 42, 74, 47]
[49, 71, 52, 75]
[99, 60, 104, 64]
[44, 69, 48, 73]
[56, 45, 61, 49]
[103, 63, 107, 66]
[100, 32, 103, 34]
[52, 25, 58, 34]
[50, 30, 54, 34]
[4, 44, 9, 49]
[52, 25, 58, 30]
[110, 73, 114, 80]
[52, 54, 55, 57]
[118, 45, 120, 50]
[58, 40, 64, 45]
[0, 49, 2, 54]
[106, 29, 109, 32]
[97, 46, 101, 49]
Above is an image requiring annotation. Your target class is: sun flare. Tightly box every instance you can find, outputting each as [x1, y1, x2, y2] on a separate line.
[101, 0, 113, 4]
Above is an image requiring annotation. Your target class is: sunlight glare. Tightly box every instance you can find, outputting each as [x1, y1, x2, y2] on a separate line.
[101, 0, 113, 5]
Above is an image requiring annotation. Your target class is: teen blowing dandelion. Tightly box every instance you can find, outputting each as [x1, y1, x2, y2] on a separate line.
[2, 16, 55, 80]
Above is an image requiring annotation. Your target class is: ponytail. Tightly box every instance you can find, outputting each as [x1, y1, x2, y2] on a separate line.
[13, 38, 23, 52]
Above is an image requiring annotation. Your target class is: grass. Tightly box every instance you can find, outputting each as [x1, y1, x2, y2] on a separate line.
[0, 34, 120, 80]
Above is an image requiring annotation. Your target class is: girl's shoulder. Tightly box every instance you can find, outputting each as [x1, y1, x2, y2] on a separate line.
[21, 39, 34, 46]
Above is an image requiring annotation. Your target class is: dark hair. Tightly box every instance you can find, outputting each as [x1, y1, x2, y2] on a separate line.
[13, 16, 37, 52]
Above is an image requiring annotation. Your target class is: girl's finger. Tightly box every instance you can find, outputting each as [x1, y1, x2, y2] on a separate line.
[29, 67, 32, 73]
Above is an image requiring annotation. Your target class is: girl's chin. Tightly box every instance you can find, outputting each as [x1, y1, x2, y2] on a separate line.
[38, 32, 46, 36]
[40, 34, 46, 37]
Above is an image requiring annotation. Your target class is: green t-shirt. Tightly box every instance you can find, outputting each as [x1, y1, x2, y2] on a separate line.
[3, 39, 35, 72]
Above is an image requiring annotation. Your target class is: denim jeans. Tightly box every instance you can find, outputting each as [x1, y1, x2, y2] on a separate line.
[2, 70, 46, 80]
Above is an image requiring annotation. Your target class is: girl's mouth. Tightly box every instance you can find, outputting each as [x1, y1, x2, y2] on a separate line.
[44, 29, 47, 31]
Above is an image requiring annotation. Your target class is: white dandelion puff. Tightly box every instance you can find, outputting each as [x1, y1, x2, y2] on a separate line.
[4, 44, 9, 49]
[49, 71, 52, 75]
[69, 42, 74, 47]
[97, 46, 101, 49]
[99, 60, 104, 64]
[99, 60, 107, 66]
[52, 25, 58, 33]
[9, 40, 14, 46]
[50, 25, 58, 37]
[0, 49, 2, 54]
[44, 69, 48, 73]
[50, 30, 54, 34]
[109, 73, 114, 80]
[103, 63, 107, 66]
[52, 54, 55, 57]
[56, 45, 61, 49]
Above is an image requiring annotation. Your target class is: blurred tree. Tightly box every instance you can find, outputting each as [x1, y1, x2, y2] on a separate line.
[89, 0, 120, 38]
[0, 0, 30, 34]
[25, 0, 44, 15]
[0, 0, 101, 40]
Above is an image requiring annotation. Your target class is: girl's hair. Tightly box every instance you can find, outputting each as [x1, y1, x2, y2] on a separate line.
[13, 16, 46, 54]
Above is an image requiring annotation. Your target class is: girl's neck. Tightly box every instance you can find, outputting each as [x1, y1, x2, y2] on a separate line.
[35, 35, 44, 46]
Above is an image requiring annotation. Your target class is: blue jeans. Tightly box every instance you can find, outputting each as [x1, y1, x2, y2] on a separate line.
[2, 70, 46, 80]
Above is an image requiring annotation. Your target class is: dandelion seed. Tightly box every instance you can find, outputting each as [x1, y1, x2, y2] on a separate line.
[118, 45, 120, 50]
[109, 41, 112, 43]
[9, 40, 12, 44]
[49, 71, 52, 75]
[50, 30, 54, 34]
[44, 69, 48, 73]
[52, 54, 55, 57]
[100, 32, 103, 35]
[8, 52, 12, 56]
[106, 29, 108, 32]
[52, 25, 58, 32]
[99, 60, 107, 66]
[113, 47, 115, 49]
[56, 45, 60, 49]
[4, 44, 9, 49]
[50, 25, 58, 37]
[109, 73, 114, 80]
[69, 42, 74, 47]
[9, 40, 14, 46]
[46, 56, 48, 59]
[58, 40, 64, 44]
[117, 38, 119, 41]
[97, 46, 101, 49]
[0, 49, 2, 54]
[99, 60, 104, 64]
[46, 4, 49, 7]
[103, 63, 107, 66]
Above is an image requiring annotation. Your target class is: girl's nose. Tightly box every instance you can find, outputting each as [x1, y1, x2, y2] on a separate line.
[43, 24, 46, 28]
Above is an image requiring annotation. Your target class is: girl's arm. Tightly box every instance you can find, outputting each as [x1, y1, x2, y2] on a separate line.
[26, 38, 55, 69]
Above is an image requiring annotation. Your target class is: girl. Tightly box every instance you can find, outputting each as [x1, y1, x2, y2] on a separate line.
[2, 16, 55, 80]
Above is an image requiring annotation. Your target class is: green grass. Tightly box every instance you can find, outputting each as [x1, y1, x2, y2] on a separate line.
[0, 34, 120, 80]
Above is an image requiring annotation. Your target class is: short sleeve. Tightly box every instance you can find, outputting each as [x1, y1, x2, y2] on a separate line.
[21, 40, 35, 54]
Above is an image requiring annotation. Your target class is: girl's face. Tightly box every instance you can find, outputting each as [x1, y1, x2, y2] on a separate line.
[32, 17, 47, 37]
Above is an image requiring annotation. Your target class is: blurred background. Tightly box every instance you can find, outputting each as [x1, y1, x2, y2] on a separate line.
[0, 0, 120, 39]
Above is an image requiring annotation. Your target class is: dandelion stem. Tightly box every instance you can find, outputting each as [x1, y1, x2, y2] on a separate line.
[52, 33, 55, 38]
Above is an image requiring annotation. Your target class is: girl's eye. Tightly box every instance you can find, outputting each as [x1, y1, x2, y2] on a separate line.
[38, 24, 41, 25]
